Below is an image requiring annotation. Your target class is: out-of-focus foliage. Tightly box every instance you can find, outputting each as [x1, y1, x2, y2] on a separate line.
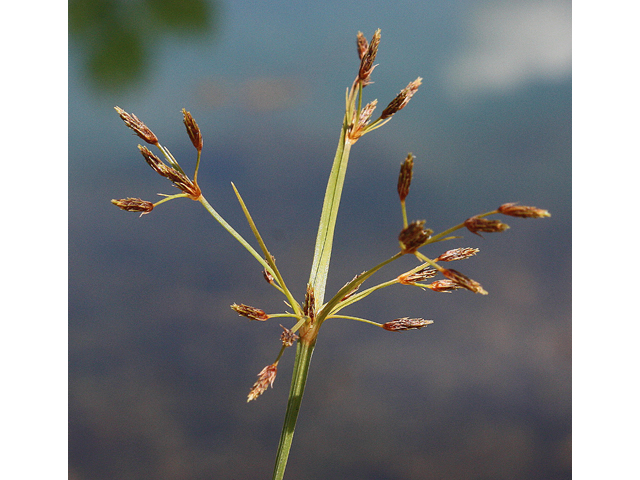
[69, 0, 219, 90]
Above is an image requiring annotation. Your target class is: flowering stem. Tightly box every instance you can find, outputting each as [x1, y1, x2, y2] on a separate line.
[327, 315, 383, 327]
[273, 80, 362, 480]
[272, 336, 316, 480]
[401, 200, 409, 228]
[193, 150, 202, 183]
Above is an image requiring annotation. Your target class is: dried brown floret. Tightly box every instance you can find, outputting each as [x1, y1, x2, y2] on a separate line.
[247, 363, 278, 402]
[114, 106, 159, 145]
[348, 100, 378, 142]
[464, 216, 510, 236]
[356, 31, 369, 60]
[303, 284, 316, 323]
[397, 153, 414, 202]
[280, 325, 299, 347]
[358, 29, 381, 84]
[426, 279, 460, 292]
[182, 108, 203, 152]
[397, 267, 438, 285]
[399, 220, 432, 253]
[436, 247, 479, 262]
[111, 197, 154, 215]
[230, 303, 270, 321]
[441, 269, 488, 295]
[381, 78, 422, 119]
[382, 317, 433, 331]
[498, 203, 551, 218]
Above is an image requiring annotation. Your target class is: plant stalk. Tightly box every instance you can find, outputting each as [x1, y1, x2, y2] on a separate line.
[272, 332, 317, 480]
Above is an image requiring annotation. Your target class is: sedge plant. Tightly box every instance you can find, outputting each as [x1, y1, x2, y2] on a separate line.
[110, 29, 550, 480]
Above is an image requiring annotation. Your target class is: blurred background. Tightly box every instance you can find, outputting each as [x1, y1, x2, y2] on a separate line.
[69, 0, 571, 479]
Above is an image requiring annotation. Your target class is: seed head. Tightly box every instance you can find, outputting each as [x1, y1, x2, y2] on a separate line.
[397, 267, 437, 285]
[182, 108, 203, 152]
[138, 145, 170, 177]
[114, 106, 159, 145]
[247, 363, 278, 402]
[442, 268, 488, 295]
[399, 220, 432, 253]
[436, 247, 480, 262]
[498, 203, 551, 218]
[426, 279, 460, 293]
[397, 153, 414, 202]
[163, 168, 202, 199]
[111, 197, 154, 215]
[280, 325, 298, 347]
[303, 284, 316, 323]
[358, 29, 381, 84]
[382, 317, 434, 331]
[263, 268, 275, 285]
[381, 78, 422, 119]
[356, 31, 369, 60]
[464, 216, 510, 236]
[348, 100, 378, 142]
[230, 303, 270, 321]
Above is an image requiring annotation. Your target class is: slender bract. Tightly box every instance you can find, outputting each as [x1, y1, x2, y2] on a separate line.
[308, 120, 353, 306]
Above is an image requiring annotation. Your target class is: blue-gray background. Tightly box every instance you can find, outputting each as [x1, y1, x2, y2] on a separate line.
[69, 1, 571, 479]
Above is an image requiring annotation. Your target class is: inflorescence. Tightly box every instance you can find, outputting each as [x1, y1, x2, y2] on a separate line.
[111, 29, 550, 402]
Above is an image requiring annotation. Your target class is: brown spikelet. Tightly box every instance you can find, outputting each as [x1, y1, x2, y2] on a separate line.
[397, 153, 414, 202]
[263, 268, 275, 285]
[399, 220, 432, 253]
[356, 31, 369, 60]
[436, 247, 479, 262]
[348, 100, 378, 142]
[426, 279, 460, 292]
[114, 106, 159, 145]
[441, 269, 488, 295]
[247, 363, 278, 402]
[303, 284, 316, 323]
[230, 303, 270, 321]
[138, 145, 169, 177]
[464, 216, 510, 236]
[162, 168, 202, 199]
[358, 29, 381, 84]
[111, 198, 154, 215]
[382, 317, 433, 331]
[137, 145, 201, 199]
[498, 203, 551, 218]
[380, 78, 422, 119]
[397, 267, 438, 285]
[182, 108, 203, 152]
[280, 325, 298, 347]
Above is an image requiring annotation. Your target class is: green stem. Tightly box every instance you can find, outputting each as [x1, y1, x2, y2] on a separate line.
[272, 335, 317, 480]
[326, 315, 383, 327]
[197, 195, 271, 272]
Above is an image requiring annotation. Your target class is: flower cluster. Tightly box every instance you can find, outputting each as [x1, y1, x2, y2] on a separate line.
[111, 107, 204, 215]
[110, 29, 550, 407]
